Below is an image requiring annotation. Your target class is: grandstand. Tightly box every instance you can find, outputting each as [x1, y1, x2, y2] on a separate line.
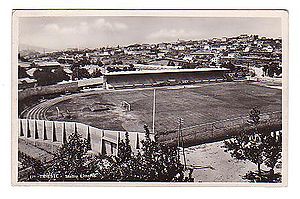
[103, 68, 230, 89]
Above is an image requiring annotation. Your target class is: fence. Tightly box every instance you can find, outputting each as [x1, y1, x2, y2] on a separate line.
[157, 111, 282, 147]
[18, 119, 152, 158]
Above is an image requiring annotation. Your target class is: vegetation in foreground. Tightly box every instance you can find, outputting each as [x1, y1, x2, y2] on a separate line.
[18, 107, 282, 183]
[19, 125, 192, 182]
[223, 107, 282, 183]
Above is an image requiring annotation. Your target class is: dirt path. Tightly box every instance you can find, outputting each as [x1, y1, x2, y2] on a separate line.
[180, 141, 257, 182]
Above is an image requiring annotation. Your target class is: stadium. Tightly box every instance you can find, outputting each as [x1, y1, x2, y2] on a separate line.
[19, 68, 282, 147]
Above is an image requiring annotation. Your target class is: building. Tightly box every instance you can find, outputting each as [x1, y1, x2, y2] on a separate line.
[103, 68, 230, 89]
[31, 61, 62, 70]
[18, 78, 37, 90]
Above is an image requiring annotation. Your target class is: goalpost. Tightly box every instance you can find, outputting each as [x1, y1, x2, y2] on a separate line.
[121, 101, 131, 111]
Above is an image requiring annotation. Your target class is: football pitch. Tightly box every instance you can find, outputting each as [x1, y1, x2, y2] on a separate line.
[45, 81, 282, 134]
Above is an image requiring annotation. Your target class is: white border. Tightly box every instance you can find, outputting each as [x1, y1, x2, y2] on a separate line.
[11, 9, 288, 187]
[3, 0, 300, 199]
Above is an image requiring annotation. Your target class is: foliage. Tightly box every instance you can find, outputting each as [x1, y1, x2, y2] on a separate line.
[262, 63, 282, 77]
[33, 67, 70, 86]
[44, 131, 90, 181]
[18, 151, 46, 181]
[85, 125, 187, 182]
[106, 65, 136, 73]
[117, 132, 132, 162]
[18, 53, 29, 62]
[72, 67, 91, 80]
[137, 125, 185, 181]
[110, 126, 185, 182]
[91, 68, 102, 78]
[26, 125, 189, 182]
[18, 65, 29, 78]
[223, 108, 282, 182]
[243, 170, 282, 183]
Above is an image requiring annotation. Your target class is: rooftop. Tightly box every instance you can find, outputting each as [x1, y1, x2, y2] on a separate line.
[104, 68, 229, 76]
[18, 78, 37, 84]
[34, 61, 61, 67]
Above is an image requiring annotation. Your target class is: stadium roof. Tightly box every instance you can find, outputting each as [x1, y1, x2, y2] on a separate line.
[104, 68, 229, 76]
[134, 64, 179, 69]
[33, 61, 61, 68]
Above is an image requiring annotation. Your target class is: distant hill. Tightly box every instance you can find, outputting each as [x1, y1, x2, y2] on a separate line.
[19, 43, 54, 53]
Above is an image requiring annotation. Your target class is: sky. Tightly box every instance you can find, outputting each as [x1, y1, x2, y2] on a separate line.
[19, 16, 282, 50]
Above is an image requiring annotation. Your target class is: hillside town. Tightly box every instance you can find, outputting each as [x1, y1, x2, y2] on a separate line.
[18, 34, 282, 89]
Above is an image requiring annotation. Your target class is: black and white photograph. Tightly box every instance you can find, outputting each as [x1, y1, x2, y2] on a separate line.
[11, 10, 288, 186]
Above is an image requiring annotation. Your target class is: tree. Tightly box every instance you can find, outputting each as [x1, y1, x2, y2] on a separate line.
[28, 125, 190, 182]
[33, 69, 56, 86]
[33, 67, 70, 86]
[53, 68, 70, 82]
[72, 67, 91, 80]
[18, 151, 46, 181]
[91, 69, 102, 78]
[89, 125, 186, 182]
[18, 53, 29, 62]
[127, 125, 185, 182]
[117, 132, 132, 162]
[223, 108, 282, 182]
[44, 130, 89, 181]
[18, 65, 29, 78]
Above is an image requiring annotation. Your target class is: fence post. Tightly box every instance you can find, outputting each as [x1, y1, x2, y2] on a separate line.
[100, 130, 106, 155]
[34, 120, 39, 139]
[27, 120, 31, 138]
[62, 122, 67, 144]
[116, 131, 120, 156]
[52, 121, 57, 142]
[20, 120, 24, 137]
[43, 120, 47, 140]
[86, 126, 91, 150]
[136, 133, 140, 150]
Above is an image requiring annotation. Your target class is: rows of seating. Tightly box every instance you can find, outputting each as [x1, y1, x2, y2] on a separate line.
[106, 71, 228, 89]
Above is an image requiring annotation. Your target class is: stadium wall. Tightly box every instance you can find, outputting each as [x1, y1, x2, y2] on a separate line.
[18, 82, 79, 101]
[157, 111, 282, 147]
[18, 119, 152, 160]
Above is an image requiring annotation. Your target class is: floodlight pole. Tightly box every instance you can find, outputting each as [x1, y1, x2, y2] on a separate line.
[152, 89, 156, 134]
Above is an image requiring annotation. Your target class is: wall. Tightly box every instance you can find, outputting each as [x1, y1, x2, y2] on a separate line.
[18, 82, 79, 101]
[157, 111, 282, 147]
[18, 119, 152, 157]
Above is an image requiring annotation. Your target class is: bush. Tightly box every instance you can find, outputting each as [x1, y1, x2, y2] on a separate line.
[26, 125, 190, 182]
[223, 108, 282, 182]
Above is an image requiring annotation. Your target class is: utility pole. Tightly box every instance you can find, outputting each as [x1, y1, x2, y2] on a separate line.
[152, 89, 156, 134]
[178, 118, 187, 170]
[177, 118, 181, 161]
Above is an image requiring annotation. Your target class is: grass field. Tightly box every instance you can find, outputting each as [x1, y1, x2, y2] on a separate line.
[44, 81, 282, 134]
